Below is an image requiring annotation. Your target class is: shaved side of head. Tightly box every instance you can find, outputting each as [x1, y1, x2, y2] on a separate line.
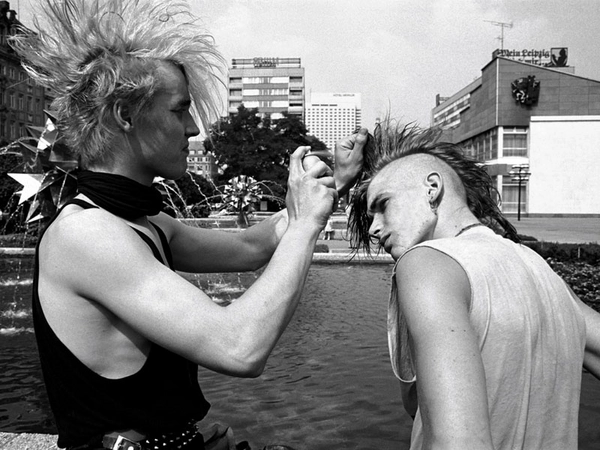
[348, 120, 519, 253]
[375, 153, 468, 204]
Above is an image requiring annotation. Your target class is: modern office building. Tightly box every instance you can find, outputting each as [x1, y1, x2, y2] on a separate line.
[227, 57, 305, 121]
[0, 1, 51, 144]
[432, 49, 600, 217]
[305, 92, 362, 151]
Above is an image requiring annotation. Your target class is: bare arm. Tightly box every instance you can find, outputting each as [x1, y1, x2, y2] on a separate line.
[396, 247, 495, 450]
[162, 209, 289, 273]
[47, 146, 336, 378]
[165, 135, 366, 273]
[566, 284, 600, 379]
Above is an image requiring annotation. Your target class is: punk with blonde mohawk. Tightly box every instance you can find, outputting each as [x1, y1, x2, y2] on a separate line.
[9, 0, 225, 167]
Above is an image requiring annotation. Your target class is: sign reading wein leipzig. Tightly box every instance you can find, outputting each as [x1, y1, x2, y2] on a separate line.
[493, 47, 569, 68]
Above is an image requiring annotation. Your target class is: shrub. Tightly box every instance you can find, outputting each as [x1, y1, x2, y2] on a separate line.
[314, 243, 329, 253]
[523, 242, 600, 265]
[518, 234, 538, 242]
[548, 259, 600, 312]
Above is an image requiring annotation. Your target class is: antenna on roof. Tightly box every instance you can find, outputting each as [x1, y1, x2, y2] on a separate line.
[484, 20, 513, 50]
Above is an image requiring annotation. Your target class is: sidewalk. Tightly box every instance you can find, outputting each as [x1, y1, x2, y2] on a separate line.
[509, 216, 599, 244]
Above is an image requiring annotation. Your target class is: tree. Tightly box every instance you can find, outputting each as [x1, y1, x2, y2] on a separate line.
[158, 171, 218, 218]
[204, 105, 329, 203]
[174, 171, 217, 207]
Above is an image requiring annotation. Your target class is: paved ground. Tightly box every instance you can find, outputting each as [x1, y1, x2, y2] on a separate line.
[508, 216, 600, 244]
[0, 432, 57, 450]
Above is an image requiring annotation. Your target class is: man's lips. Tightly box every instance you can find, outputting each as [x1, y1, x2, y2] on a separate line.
[380, 235, 390, 252]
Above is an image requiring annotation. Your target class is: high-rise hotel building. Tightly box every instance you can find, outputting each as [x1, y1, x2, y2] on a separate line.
[227, 57, 305, 121]
[305, 92, 362, 151]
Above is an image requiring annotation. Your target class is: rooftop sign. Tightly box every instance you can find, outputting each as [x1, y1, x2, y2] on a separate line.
[231, 57, 302, 69]
[493, 47, 568, 67]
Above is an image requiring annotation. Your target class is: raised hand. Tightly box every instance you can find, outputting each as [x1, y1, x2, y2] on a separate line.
[334, 128, 368, 196]
[286, 146, 337, 229]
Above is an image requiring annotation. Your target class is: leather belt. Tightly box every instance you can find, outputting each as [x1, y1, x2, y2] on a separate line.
[101, 430, 146, 450]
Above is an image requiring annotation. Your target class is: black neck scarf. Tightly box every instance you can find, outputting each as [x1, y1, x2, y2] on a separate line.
[76, 170, 163, 221]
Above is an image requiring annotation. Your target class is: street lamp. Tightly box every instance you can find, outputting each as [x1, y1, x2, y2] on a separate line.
[509, 164, 531, 221]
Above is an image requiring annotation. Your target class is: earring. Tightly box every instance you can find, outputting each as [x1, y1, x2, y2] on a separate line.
[429, 198, 438, 215]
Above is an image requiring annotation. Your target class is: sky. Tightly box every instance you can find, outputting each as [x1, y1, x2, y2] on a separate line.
[13, 0, 600, 133]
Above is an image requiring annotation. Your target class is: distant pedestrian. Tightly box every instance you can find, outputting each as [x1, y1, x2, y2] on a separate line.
[324, 217, 334, 240]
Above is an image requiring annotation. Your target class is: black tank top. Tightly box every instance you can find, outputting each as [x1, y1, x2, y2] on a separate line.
[32, 199, 210, 448]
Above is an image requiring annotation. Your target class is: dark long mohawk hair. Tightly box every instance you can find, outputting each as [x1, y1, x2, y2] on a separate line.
[347, 118, 520, 254]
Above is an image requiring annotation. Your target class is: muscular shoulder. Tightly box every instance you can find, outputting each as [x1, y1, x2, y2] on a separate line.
[39, 207, 160, 298]
[41, 206, 143, 258]
[396, 245, 466, 282]
[395, 245, 471, 312]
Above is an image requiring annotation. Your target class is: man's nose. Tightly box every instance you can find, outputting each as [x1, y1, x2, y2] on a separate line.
[185, 111, 200, 137]
[368, 217, 380, 241]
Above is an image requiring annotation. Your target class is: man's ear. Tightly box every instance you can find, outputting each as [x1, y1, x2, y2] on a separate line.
[113, 100, 133, 132]
[424, 171, 444, 206]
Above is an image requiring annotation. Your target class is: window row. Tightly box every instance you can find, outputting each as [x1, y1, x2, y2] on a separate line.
[497, 176, 528, 214]
[241, 88, 289, 96]
[462, 129, 498, 161]
[0, 91, 43, 113]
[0, 63, 36, 85]
[230, 100, 289, 108]
[0, 120, 29, 140]
[0, 25, 18, 46]
[239, 76, 290, 84]
[462, 127, 528, 161]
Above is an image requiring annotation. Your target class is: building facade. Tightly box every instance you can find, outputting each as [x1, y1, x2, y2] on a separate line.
[305, 92, 362, 151]
[0, 1, 51, 144]
[186, 139, 218, 180]
[432, 51, 600, 216]
[227, 57, 304, 121]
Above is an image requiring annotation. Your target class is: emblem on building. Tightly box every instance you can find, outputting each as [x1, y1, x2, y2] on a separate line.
[548, 48, 568, 67]
[511, 75, 540, 106]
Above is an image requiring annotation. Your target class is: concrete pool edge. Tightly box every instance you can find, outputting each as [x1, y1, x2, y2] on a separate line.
[0, 247, 393, 263]
[0, 247, 35, 256]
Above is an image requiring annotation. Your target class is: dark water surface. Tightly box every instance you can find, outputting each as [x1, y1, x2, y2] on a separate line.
[1, 259, 599, 449]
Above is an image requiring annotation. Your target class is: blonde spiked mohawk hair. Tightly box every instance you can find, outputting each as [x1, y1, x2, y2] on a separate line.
[10, 0, 225, 167]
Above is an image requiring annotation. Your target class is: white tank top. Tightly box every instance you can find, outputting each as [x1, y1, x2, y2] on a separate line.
[389, 226, 586, 450]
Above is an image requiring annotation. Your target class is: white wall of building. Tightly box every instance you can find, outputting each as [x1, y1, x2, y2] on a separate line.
[529, 116, 600, 215]
[305, 92, 361, 150]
